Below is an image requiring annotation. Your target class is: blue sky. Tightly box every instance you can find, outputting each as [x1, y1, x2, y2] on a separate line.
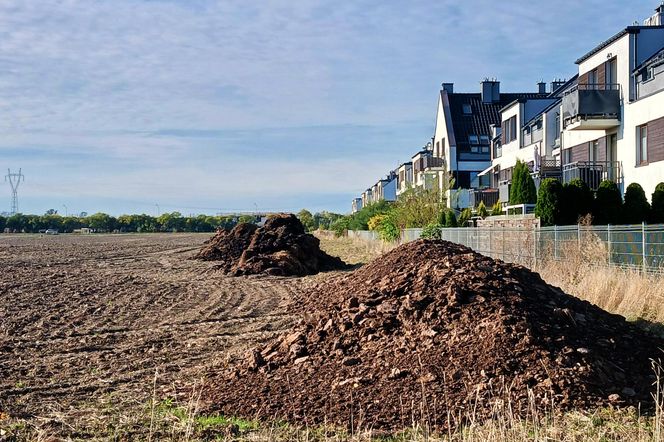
[0, 0, 658, 215]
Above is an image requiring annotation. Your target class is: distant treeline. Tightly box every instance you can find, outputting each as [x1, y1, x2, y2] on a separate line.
[0, 211, 259, 233]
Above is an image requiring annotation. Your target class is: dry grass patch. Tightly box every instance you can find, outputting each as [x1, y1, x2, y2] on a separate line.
[316, 231, 395, 266]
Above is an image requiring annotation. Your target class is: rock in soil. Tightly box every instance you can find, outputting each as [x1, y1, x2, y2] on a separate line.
[195, 213, 348, 276]
[202, 240, 664, 432]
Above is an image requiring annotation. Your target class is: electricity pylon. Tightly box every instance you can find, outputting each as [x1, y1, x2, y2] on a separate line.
[5, 168, 25, 215]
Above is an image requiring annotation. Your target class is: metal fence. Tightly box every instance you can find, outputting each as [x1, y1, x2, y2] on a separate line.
[360, 224, 664, 274]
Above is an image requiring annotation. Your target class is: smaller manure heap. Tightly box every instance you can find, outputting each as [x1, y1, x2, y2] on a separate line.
[196, 213, 347, 276]
[203, 240, 664, 432]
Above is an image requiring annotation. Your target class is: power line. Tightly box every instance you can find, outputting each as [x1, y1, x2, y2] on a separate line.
[4, 168, 24, 215]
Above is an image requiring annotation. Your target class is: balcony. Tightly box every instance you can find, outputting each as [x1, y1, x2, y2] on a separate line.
[469, 188, 499, 208]
[562, 161, 622, 190]
[539, 158, 562, 179]
[562, 84, 621, 130]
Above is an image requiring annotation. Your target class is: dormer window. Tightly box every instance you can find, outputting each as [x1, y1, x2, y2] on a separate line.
[463, 104, 472, 114]
[469, 134, 479, 144]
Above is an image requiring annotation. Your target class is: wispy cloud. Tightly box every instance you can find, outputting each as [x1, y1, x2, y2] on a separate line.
[0, 0, 657, 213]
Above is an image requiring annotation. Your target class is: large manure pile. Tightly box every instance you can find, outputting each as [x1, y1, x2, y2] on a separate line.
[203, 240, 663, 431]
[195, 213, 347, 276]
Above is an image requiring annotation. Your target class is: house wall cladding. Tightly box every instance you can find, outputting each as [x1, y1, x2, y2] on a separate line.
[648, 115, 664, 163]
[596, 137, 607, 162]
[567, 142, 590, 163]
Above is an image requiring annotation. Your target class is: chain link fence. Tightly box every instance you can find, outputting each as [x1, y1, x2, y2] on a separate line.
[354, 224, 664, 274]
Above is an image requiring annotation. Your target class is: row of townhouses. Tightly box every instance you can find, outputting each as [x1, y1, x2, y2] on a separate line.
[352, 4, 664, 214]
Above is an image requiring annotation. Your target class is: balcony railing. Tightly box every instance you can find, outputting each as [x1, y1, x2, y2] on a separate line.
[469, 188, 499, 209]
[539, 158, 562, 178]
[562, 83, 621, 129]
[562, 161, 622, 190]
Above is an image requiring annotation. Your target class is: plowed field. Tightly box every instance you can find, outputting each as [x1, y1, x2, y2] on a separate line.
[0, 234, 314, 438]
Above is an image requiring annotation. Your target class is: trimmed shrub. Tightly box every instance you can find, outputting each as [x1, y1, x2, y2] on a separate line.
[477, 201, 488, 219]
[534, 178, 563, 227]
[420, 223, 443, 240]
[651, 182, 664, 223]
[458, 208, 473, 227]
[623, 183, 651, 224]
[491, 200, 503, 216]
[445, 210, 458, 228]
[561, 179, 593, 225]
[509, 160, 537, 205]
[593, 180, 622, 225]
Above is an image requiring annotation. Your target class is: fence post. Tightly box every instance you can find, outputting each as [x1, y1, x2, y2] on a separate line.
[554, 225, 558, 260]
[642, 222, 647, 273]
[577, 223, 581, 250]
[607, 224, 611, 266]
[502, 225, 505, 261]
[533, 225, 537, 269]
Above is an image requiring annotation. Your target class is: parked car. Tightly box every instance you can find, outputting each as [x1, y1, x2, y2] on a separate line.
[45, 229, 59, 235]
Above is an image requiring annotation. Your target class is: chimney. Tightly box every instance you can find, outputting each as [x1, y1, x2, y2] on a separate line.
[644, 2, 664, 25]
[537, 81, 547, 94]
[551, 79, 566, 93]
[481, 78, 500, 104]
[442, 83, 454, 94]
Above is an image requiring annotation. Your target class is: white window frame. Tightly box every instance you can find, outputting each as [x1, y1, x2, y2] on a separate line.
[637, 124, 648, 165]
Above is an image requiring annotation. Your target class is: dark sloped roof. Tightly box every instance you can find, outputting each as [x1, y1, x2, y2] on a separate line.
[550, 74, 578, 97]
[523, 98, 562, 126]
[575, 28, 629, 65]
[446, 92, 548, 148]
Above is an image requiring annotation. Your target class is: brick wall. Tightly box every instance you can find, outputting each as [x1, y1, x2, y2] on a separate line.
[476, 215, 541, 229]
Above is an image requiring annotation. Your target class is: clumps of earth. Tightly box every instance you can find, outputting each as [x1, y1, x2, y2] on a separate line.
[202, 240, 664, 432]
[195, 213, 348, 276]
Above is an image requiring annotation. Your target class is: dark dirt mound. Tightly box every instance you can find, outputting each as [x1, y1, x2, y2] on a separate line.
[202, 240, 664, 432]
[195, 213, 347, 276]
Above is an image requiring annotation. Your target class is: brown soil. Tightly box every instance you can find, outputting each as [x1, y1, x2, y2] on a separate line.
[203, 240, 664, 432]
[0, 233, 313, 439]
[196, 214, 348, 276]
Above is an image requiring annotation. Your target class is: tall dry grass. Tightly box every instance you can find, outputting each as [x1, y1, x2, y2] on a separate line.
[533, 233, 664, 325]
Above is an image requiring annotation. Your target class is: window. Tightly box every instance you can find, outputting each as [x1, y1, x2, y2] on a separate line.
[590, 140, 599, 162]
[606, 58, 617, 87]
[641, 68, 653, 83]
[470, 172, 480, 189]
[510, 116, 517, 142]
[588, 68, 598, 89]
[638, 125, 648, 165]
[480, 135, 490, 144]
[469, 134, 479, 144]
[563, 148, 572, 165]
[463, 104, 472, 114]
[481, 146, 490, 153]
[471, 146, 480, 153]
[502, 116, 518, 143]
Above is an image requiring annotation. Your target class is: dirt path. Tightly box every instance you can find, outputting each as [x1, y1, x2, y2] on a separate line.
[0, 233, 315, 438]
